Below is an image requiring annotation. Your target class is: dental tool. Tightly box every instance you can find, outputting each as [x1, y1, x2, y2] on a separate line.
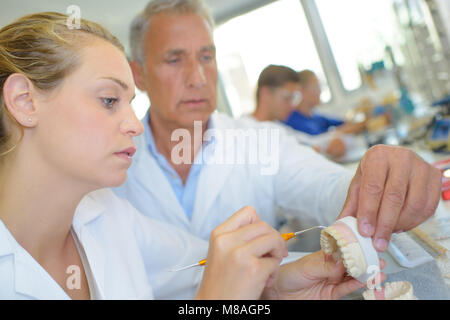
[167, 226, 326, 272]
[280, 225, 327, 241]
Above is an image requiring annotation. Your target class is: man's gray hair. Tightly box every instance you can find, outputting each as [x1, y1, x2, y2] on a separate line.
[129, 0, 215, 64]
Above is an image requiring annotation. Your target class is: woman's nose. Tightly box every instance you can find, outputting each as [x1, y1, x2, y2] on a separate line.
[121, 111, 144, 137]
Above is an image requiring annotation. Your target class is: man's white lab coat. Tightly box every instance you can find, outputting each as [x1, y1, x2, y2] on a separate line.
[114, 113, 354, 240]
[0, 189, 207, 300]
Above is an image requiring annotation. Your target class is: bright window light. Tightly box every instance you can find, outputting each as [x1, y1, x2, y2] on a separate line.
[214, 0, 330, 118]
[316, 0, 404, 91]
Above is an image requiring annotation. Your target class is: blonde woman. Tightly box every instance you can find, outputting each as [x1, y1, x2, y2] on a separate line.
[0, 12, 383, 300]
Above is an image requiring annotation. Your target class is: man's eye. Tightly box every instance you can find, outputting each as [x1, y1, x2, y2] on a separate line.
[201, 55, 213, 62]
[167, 58, 180, 64]
[101, 97, 118, 108]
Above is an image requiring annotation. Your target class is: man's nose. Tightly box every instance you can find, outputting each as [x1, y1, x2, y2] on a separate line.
[186, 60, 206, 88]
[120, 109, 144, 137]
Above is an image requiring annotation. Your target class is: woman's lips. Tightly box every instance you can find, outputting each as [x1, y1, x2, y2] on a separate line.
[114, 147, 136, 162]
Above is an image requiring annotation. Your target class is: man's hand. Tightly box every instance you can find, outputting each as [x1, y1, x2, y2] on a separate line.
[196, 206, 288, 300]
[338, 145, 442, 251]
[261, 250, 386, 300]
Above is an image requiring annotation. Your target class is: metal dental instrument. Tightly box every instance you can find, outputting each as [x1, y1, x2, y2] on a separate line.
[280, 225, 327, 241]
[167, 226, 327, 272]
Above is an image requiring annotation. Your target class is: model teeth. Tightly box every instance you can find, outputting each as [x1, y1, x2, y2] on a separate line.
[320, 226, 347, 255]
[320, 226, 367, 278]
[363, 281, 417, 300]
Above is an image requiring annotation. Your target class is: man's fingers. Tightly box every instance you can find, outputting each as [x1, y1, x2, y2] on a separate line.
[397, 166, 441, 231]
[372, 154, 411, 251]
[356, 147, 389, 237]
[422, 167, 442, 225]
[338, 166, 361, 220]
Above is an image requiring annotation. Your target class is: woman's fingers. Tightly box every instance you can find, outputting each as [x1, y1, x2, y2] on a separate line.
[332, 271, 387, 300]
[212, 206, 260, 236]
[331, 278, 366, 299]
[201, 206, 287, 299]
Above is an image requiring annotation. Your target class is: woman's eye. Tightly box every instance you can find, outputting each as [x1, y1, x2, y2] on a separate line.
[101, 97, 118, 108]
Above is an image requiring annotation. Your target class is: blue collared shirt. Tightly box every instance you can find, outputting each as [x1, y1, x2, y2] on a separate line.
[284, 110, 344, 135]
[143, 111, 213, 220]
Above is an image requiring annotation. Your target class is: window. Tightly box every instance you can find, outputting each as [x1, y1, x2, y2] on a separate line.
[131, 88, 150, 120]
[214, 0, 330, 118]
[316, 0, 404, 91]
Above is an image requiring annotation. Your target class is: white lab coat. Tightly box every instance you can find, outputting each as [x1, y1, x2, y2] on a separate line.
[114, 113, 355, 240]
[0, 189, 207, 300]
[240, 114, 357, 155]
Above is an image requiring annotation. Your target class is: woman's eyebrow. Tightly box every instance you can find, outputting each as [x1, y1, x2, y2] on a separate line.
[98, 77, 129, 90]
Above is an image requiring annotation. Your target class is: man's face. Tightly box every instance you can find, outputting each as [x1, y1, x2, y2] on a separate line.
[139, 13, 218, 129]
[300, 75, 321, 108]
[268, 82, 302, 121]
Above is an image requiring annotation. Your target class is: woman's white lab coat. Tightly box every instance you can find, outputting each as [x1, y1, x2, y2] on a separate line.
[0, 189, 207, 300]
[114, 113, 354, 240]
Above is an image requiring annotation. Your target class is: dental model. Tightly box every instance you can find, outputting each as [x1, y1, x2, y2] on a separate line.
[320, 216, 380, 283]
[363, 281, 417, 300]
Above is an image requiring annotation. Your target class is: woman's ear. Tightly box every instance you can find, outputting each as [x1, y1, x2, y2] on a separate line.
[129, 61, 146, 91]
[2, 73, 37, 127]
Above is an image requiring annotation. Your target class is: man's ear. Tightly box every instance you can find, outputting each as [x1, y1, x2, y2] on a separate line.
[259, 86, 272, 103]
[2, 73, 37, 127]
[129, 61, 146, 91]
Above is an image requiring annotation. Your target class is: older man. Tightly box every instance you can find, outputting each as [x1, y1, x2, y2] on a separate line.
[114, 0, 441, 253]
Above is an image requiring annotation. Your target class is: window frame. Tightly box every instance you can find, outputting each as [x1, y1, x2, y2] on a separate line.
[214, 0, 387, 116]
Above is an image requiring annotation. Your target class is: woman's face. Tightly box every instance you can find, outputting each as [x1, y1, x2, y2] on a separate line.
[34, 38, 144, 189]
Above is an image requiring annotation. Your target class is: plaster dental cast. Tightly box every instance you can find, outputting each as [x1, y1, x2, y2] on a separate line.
[321, 217, 417, 300]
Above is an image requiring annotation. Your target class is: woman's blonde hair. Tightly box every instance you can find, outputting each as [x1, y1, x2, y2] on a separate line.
[0, 12, 124, 156]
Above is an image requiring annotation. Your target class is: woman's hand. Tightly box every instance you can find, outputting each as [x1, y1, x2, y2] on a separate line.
[262, 250, 386, 300]
[195, 206, 288, 300]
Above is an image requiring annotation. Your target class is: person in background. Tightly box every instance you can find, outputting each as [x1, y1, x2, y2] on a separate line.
[284, 70, 367, 136]
[249, 64, 347, 158]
